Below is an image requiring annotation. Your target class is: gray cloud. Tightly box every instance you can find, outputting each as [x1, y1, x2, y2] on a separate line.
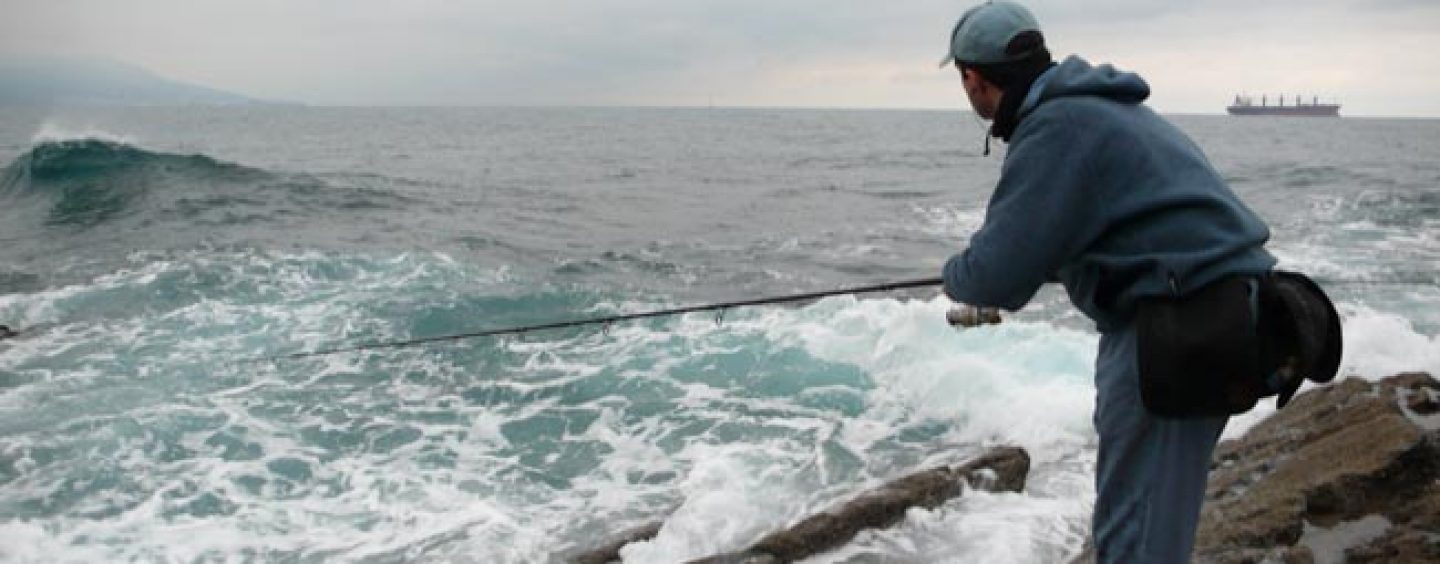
[3, 0, 1438, 116]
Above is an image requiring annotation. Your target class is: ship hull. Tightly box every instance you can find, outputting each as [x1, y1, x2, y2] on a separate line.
[1227, 105, 1340, 117]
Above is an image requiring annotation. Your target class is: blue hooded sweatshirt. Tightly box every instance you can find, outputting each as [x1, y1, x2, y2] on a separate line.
[942, 56, 1276, 332]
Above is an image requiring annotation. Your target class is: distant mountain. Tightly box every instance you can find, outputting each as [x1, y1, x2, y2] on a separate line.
[0, 57, 274, 106]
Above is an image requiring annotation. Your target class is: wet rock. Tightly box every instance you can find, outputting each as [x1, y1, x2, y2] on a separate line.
[1194, 372, 1440, 563]
[1070, 373, 1440, 564]
[689, 446, 1029, 564]
[568, 446, 1030, 564]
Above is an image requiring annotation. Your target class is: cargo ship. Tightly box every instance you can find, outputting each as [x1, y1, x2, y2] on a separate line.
[1227, 94, 1340, 117]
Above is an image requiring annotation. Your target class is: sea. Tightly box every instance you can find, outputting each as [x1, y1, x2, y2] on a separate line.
[0, 106, 1437, 563]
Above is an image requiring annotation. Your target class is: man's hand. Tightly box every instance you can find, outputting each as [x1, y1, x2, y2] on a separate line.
[946, 304, 1002, 328]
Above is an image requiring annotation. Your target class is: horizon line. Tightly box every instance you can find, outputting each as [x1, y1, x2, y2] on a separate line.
[5, 101, 1437, 120]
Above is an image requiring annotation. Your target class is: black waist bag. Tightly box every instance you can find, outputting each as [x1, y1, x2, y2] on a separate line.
[1135, 271, 1342, 418]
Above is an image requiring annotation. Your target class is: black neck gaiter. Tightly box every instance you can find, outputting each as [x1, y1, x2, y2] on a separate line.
[990, 61, 1057, 142]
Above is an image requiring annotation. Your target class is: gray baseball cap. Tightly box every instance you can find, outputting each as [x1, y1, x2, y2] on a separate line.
[942, 1, 1043, 67]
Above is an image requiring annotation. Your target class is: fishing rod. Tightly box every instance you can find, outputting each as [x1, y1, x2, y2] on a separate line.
[253, 274, 1435, 363]
[8, 275, 1430, 363]
[255, 277, 946, 364]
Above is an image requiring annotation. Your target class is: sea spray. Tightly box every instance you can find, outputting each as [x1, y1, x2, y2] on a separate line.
[0, 248, 1103, 561]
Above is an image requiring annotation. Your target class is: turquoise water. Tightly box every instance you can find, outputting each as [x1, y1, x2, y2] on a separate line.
[0, 108, 1437, 562]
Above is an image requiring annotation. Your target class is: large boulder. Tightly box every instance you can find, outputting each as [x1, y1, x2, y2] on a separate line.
[1195, 372, 1440, 563]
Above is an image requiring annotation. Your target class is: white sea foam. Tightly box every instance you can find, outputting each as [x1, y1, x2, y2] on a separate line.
[808, 489, 1090, 564]
[5, 246, 1438, 563]
[773, 296, 1097, 455]
[2, 257, 1100, 562]
[622, 442, 811, 562]
[614, 295, 1100, 563]
[30, 121, 137, 145]
[1340, 304, 1440, 379]
[911, 204, 986, 238]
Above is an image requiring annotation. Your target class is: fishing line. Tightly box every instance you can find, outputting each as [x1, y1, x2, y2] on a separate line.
[248, 277, 946, 364]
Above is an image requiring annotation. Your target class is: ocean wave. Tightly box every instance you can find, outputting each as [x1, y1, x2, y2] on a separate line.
[0, 247, 1098, 562]
[786, 149, 959, 171]
[0, 138, 267, 228]
[0, 268, 42, 295]
[1, 243, 1436, 562]
[1230, 163, 1398, 193]
[1348, 187, 1440, 228]
[0, 139, 422, 235]
[555, 250, 690, 278]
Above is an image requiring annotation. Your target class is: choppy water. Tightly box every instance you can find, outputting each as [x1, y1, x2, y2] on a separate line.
[0, 107, 1437, 563]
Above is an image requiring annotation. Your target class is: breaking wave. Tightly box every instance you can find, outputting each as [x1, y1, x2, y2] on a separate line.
[0, 139, 266, 227]
[0, 248, 1099, 563]
[0, 138, 422, 238]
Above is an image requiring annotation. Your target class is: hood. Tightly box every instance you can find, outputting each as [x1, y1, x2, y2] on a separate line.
[1027, 55, 1150, 113]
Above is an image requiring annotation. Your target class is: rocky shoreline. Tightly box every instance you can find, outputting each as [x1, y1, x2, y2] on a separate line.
[1193, 372, 1440, 563]
[572, 372, 1439, 563]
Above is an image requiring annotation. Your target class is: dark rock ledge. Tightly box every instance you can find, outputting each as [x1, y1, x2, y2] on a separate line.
[1194, 372, 1440, 563]
[576, 372, 1440, 563]
[569, 446, 1031, 564]
[1074, 372, 1440, 563]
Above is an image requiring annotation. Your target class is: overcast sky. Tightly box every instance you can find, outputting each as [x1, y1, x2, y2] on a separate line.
[5, 0, 1439, 116]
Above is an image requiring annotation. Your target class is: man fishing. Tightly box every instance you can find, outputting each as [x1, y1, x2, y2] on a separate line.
[935, 2, 1342, 561]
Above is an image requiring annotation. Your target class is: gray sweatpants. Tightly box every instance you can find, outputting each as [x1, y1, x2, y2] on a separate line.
[1092, 323, 1228, 563]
